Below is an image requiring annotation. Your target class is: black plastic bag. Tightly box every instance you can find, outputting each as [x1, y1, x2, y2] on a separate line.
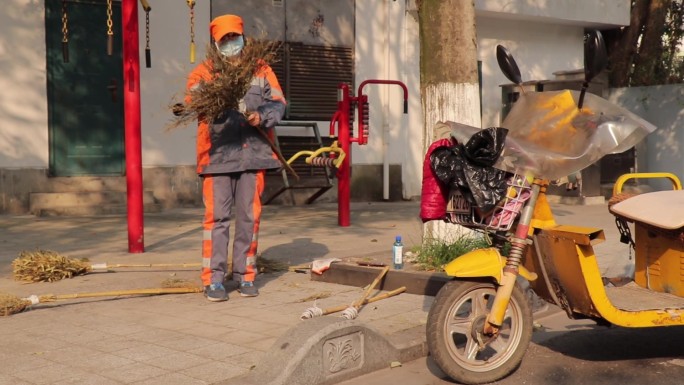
[464, 126, 507, 167]
[430, 145, 459, 188]
[430, 127, 511, 213]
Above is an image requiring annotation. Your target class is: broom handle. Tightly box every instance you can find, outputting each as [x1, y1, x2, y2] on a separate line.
[36, 287, 202, 302]
[352, 266, 390, 309]
[323, 286, 406, 315]
[254, 125, 299, 180]
[91, 263, 201, 270]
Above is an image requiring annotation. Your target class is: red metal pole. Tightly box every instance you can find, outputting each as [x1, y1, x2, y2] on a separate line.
[337, 83, 351, 227]
[122, 0, 145, 253]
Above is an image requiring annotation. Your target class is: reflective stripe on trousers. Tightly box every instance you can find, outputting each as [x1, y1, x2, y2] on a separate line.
[200, 171, 264, 286]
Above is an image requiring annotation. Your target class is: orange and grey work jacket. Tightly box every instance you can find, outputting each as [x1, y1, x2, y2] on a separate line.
[186, 61, 287, 175]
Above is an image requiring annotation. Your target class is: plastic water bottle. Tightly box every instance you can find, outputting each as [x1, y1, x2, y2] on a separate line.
[393, 235, 404, 270]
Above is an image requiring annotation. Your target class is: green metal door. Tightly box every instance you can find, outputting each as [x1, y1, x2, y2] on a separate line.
[46, 0, 124, 176]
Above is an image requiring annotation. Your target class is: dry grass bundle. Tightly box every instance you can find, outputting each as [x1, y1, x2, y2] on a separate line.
[168, 37, 281, 129]
[12, 249, 90, 283]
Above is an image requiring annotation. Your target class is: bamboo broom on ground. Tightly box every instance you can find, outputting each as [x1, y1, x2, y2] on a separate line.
[0, 278, 202, 317]
[12, 250, 288, 283]
[11, 250, 201, 283]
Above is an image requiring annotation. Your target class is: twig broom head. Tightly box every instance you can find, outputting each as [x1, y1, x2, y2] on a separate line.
[12, 249, 90, 283]
[0, 293, 30, 316]
[168, 35, 281, 130]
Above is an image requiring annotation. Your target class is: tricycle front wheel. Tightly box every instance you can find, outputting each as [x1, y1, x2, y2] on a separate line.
[427, 279, 532, 384]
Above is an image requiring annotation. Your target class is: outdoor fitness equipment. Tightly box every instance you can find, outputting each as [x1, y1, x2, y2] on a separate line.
[329, 80, 409, 226]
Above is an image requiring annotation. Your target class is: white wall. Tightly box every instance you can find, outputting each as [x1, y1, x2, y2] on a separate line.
[608, 85, 684, 189]
[138, 0, 210, 167]
[475, 0, 630, 27]
[477, 17, 584, 128]
[0, 1, 49, 168]
[354, 0, 422, 199]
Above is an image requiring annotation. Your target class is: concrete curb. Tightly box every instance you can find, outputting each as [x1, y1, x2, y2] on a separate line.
[220, 317, 427, 385]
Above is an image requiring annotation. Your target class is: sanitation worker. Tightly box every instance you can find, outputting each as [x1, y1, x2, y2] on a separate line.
[185, 14, 286, 301]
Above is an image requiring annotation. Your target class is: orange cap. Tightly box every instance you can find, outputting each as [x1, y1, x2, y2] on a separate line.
[210, 15, 244, 41]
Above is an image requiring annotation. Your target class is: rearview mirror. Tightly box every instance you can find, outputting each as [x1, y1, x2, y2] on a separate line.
[578, 30, 608, 109]
[584, 30, 608, 83]
[496, 45, 522, 85]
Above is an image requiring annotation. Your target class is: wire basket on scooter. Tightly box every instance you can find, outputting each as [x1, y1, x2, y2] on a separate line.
[445, 174, 531, 232]
[477, 175, 531, 231]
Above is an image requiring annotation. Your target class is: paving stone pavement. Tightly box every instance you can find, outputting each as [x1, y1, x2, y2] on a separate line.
[0, 200, 628, 384]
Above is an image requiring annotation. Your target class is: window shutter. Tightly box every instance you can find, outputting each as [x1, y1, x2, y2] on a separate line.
[271, 42, 354, 121]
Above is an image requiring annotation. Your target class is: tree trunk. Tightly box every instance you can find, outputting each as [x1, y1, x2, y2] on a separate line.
[632, 0, 672, 85]
[605, 0, 684, 86]
[419, 0, 480, 144]
[418, 0, 480, 241]
[605, 0, 651, 87]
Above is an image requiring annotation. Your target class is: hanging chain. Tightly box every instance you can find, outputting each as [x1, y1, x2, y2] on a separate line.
[61, 0, 69, 43]
[61, 0, 69, 62]
[187, 0, 196, 63]
[106, 0, 113, 36]
[145, 9, 150, 50]
[615, 217, 635, 260]
[106, 0, 114, 55]
[142, 0, 151, 67]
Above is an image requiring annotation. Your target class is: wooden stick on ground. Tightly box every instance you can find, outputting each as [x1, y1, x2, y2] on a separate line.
[33, 287, 203, 303]
[337, 266, 391, 319]
[352, 266, 390, 309]
[300, 286, 406, 319]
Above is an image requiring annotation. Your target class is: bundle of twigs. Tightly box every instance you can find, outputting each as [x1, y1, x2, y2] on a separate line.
[12, 249, 90, 283]
[0, 293, 29, 317]
[167, 37, 299, 178]
[168, 37, 281, 129]
[0, 279, 202, 317]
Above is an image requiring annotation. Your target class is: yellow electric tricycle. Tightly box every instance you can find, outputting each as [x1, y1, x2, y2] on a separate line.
[425, 31, 684, 385]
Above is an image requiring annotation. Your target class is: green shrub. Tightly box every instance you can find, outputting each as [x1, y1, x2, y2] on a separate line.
[410, 234, 492, 271]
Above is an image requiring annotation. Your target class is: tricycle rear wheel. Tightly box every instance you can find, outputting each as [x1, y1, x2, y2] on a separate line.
[427, 279, 532, 384]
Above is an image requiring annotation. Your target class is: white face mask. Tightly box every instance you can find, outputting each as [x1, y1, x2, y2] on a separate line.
[216, 35, 244, 57]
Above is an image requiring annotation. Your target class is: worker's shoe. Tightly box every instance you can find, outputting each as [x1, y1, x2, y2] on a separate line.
[238, 281, 259, 297]
[204, 282, 228, 302]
